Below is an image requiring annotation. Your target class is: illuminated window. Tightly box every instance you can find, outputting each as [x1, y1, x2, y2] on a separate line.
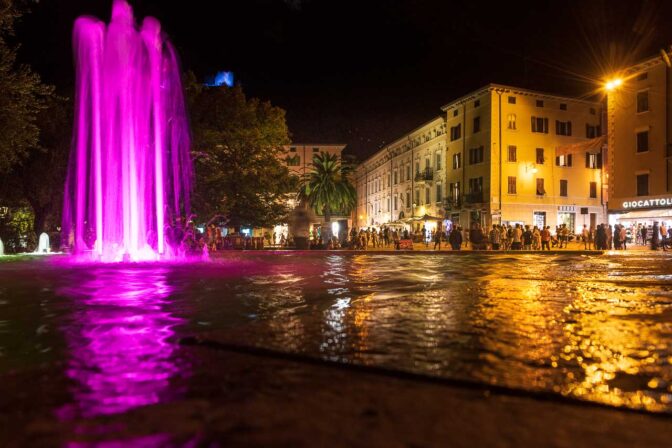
[507, 114, 517, 130]
[555, 154, 572, 167]
[585, 153, 601, 169]
[452, 153, 461, 169]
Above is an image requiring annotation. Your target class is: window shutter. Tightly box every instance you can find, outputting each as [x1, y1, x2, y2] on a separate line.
[567, 121, 572, 136]
[567, 154, 573, 166]
[556, 120, 560, 135]
[555, 156, 560, 166]
[585, 152, 590, 168]
[531, 117, 536, 132]
[597, 152, 603, 168]
[544, 118, 549, 133]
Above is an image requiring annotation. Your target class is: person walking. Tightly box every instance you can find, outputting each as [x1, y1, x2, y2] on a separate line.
[522, 225, 533, 250]
[489, 224, 501, 250]
[433, 228, 442, 250]
[541, 226, 551, 251]
[449, 226, 463, 250]
[582, 225, 590, 250]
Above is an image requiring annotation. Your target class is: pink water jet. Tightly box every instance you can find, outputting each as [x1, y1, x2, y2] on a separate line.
[63, 0, 193, 262]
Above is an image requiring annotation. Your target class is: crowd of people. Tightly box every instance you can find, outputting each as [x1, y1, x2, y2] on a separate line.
[339, 221, 672, 251]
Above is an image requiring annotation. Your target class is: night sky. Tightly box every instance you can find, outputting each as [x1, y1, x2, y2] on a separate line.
[13, 0, 672, 159]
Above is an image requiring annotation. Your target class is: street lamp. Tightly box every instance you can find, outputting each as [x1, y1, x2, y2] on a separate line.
[604, 78, 622, 92]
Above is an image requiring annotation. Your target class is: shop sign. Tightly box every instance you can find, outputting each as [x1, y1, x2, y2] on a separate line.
[622, 197, 672, 209]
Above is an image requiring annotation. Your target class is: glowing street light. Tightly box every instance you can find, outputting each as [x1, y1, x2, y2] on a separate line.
[605, 78, 622, 91]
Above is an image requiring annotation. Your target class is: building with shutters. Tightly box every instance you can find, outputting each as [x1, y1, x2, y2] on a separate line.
[605, 51, 672, 229]
[356, 84, 607, 234]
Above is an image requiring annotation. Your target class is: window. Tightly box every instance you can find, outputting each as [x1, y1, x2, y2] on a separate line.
[636, 174, 649, 196]
[507, 113, 517, 130]
[289, 147, 297, 152]
[555, 154, 573, 167]
[507, 145, 517, 162]
[536, 99, 544, 107]
[560, 179, 568, 197]
[637, 91, 649, 113]
[636, 131, 649, 153]
[586, 124, 600, 138]
[585, 152, 602, 169]
[589, 181, 597, 198]
[436, 153, 442, 170]
[536, 147, 545, 164]
[393, 171, 398, 184]
[452, 153, 461, 169]
[469, 146, 484, 164]
[425, 188, 431, 204]
[560, 103, 567, 110]
[536, 178, 545, 196]
[313, 147, 320, 152]
[449, 182, 461, 202]
[453, 109, 458, 117]
[436, 184, 442, 202]
[286, 155, 300, 166]
[637, 72, 648, 81]
[406, 165, 411, 180]
[450, 124, 462, 141]
[415, 162, 420, 174]
[406, 192, 411, 208]
[425, 158, 430, 169]
[474, 99, 480, 108]
[469, 177, 483, 193]
[473, 116, 481, 133]
[556, 120, 572, 136]
[393, 196, 397, 211]
[507, 176, 517, 194]
[589, 108, 596, 115]
[415, 189, 420, 205]
[508, 96, 516, 104]
[531, 116, 549, 133]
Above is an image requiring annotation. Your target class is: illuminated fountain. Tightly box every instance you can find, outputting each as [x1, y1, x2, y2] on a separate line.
[36, 232, 50, 254]
[62, 0, 192, 262]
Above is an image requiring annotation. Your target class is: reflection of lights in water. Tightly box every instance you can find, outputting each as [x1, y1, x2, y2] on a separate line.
[57, 267, 186, 418]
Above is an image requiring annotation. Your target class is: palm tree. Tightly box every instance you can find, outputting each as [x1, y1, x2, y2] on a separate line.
[299, 152, 356, 239]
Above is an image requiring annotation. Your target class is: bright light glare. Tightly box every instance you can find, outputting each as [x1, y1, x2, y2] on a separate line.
[605, 78, 622, 91]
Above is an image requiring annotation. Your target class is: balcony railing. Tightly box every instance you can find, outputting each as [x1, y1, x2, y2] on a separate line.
[444, 196, 462, 209]
[414, 167, 434, 182]
[464, 192, 484, 204]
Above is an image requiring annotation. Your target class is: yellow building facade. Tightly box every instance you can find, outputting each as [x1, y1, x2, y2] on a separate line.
[357, 84, 606, 233]
[606, 53, 672, 226]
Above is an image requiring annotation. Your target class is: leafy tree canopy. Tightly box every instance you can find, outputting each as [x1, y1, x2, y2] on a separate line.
[0, 0, 53, 175]
[187, 73, 298, 229]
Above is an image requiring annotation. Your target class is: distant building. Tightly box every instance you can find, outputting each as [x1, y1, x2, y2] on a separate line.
[283, 143, 346, 177]
[356, 84, 606, 233]
[606, 51, 672, 227]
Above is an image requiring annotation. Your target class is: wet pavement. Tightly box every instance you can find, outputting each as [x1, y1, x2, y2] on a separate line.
[0, 252, 671, 446]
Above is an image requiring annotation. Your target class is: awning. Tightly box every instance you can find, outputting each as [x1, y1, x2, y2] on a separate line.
[616, 209, 672, 220]
[556, 135, 606, 156]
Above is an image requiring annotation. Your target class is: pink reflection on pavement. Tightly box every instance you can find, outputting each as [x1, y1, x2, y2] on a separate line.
[57, 266, 187, 418]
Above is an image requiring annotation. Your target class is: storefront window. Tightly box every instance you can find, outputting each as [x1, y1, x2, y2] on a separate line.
[558, 212, 575, 233]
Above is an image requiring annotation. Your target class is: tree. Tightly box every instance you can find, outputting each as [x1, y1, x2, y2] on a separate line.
[188, 75, 298, 229]
[299, 152, 356, 237]
[0, 0, 53, 175]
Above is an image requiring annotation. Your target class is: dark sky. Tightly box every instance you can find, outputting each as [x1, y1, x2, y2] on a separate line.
[13, 0, 672, 159]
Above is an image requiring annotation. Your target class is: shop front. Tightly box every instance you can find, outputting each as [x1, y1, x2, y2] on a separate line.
[609, 195, 672, 229]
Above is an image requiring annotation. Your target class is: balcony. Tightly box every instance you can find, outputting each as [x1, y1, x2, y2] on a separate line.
[464, 192, 484, 204]
[444, 196, 462, 210]
[414, 167, 434, 182]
